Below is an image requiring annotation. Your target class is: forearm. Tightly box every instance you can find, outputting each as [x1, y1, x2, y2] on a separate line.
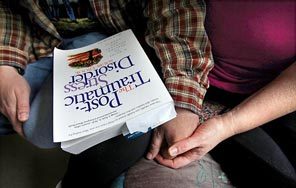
[144, 0, 213, 114]
[224, 62, 296, 135]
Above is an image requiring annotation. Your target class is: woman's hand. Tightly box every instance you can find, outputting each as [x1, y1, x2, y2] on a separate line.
[155, 114, 235, 169]
[0, 66, 30, 136]
[146, 107, 199, 161]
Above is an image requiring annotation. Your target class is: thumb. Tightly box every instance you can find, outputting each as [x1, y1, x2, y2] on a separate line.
[168, 136, 200, 157]
[16, 87, 30, 122]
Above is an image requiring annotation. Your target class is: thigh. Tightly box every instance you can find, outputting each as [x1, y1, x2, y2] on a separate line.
[22, 57, 55, 147]
[62, 133, 151, 188]
[263, 111, 296, 168]
[125, 154, 234, 188]
[212, 126, 296, 188]
[24, 57, 54, 102]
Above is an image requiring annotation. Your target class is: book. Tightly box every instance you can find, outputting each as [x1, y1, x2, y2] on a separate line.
[53, 30, 176, 154]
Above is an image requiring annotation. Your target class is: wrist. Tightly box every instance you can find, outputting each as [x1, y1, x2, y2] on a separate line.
[0, 65, 16, 73]
[175, 107, 197, 115]
[175, 107, 199, 124]
[217, 111, 238, 138]
[0, 65, 23, 75]
[162, 107, 199, 145]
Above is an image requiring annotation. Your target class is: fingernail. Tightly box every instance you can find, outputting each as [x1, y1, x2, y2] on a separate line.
[146, 153, 153, 160]
[169, 147, 178, 157]
[19, 112, 28, 121]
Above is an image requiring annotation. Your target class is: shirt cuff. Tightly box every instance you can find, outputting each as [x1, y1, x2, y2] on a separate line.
[0, 46, 28, 74]
[165, 76, 207, 114]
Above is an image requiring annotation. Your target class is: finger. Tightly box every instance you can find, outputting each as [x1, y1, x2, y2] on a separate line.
[6, 109, 24, 137]
[1, 92, 21, 134]
[146, 128, 164, 160]
[12, 120, 24, 137]
[15, 88, 30, 122]
[155, 154, 190, 169]
[160, 142, 175, 160]
[168, 134, 201, 157]
[156, 148, 204, 169]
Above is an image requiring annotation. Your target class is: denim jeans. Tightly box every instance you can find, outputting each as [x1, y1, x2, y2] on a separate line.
[0, 32, 107, 148]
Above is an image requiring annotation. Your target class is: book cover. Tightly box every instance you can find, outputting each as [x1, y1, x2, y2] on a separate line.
[53, 30, 176, 153]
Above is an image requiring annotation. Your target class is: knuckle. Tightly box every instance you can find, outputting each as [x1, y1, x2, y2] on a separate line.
[17, 103, 29, 110]
[152, 131, 163, 143]
[154, 128, 162, 137]
[15, 87, 29, 97]
[190, 149, 204, 160]
[178, 142, 189, 152]
[150, 142, 160, 151]
[191, 150, 202, 158]
[171, 162, 182, 169]
[6, 106, 16, 115]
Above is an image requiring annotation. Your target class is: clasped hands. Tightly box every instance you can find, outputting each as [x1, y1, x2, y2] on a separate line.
[0, 64, 236, 165]
[147, 107, 236, 169]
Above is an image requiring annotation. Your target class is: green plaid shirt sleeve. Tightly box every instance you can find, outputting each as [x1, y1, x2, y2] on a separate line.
[0, 1, 31, 70]
[145, 0, 213, 114]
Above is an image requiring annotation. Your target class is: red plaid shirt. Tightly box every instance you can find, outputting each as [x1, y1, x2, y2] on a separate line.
[0, 0, 213, 114]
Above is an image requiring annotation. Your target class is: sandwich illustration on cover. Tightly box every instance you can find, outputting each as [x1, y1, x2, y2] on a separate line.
[67, 48, 103, 68]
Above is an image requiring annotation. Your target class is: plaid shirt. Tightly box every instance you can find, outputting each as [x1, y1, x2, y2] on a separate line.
[0, 0, 213, 114]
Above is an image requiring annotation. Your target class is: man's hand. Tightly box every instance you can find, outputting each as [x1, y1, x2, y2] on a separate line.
[146, 107, 199, 161]
[156, 114, 235, 169]
[0, 66, 30, 136]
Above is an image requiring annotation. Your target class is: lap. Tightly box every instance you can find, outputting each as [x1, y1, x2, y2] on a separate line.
[262, 111, 296, 168]
[125, 154, 234, 188]
[62, 133, 151, 188]
[0, 32, 108, 148]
